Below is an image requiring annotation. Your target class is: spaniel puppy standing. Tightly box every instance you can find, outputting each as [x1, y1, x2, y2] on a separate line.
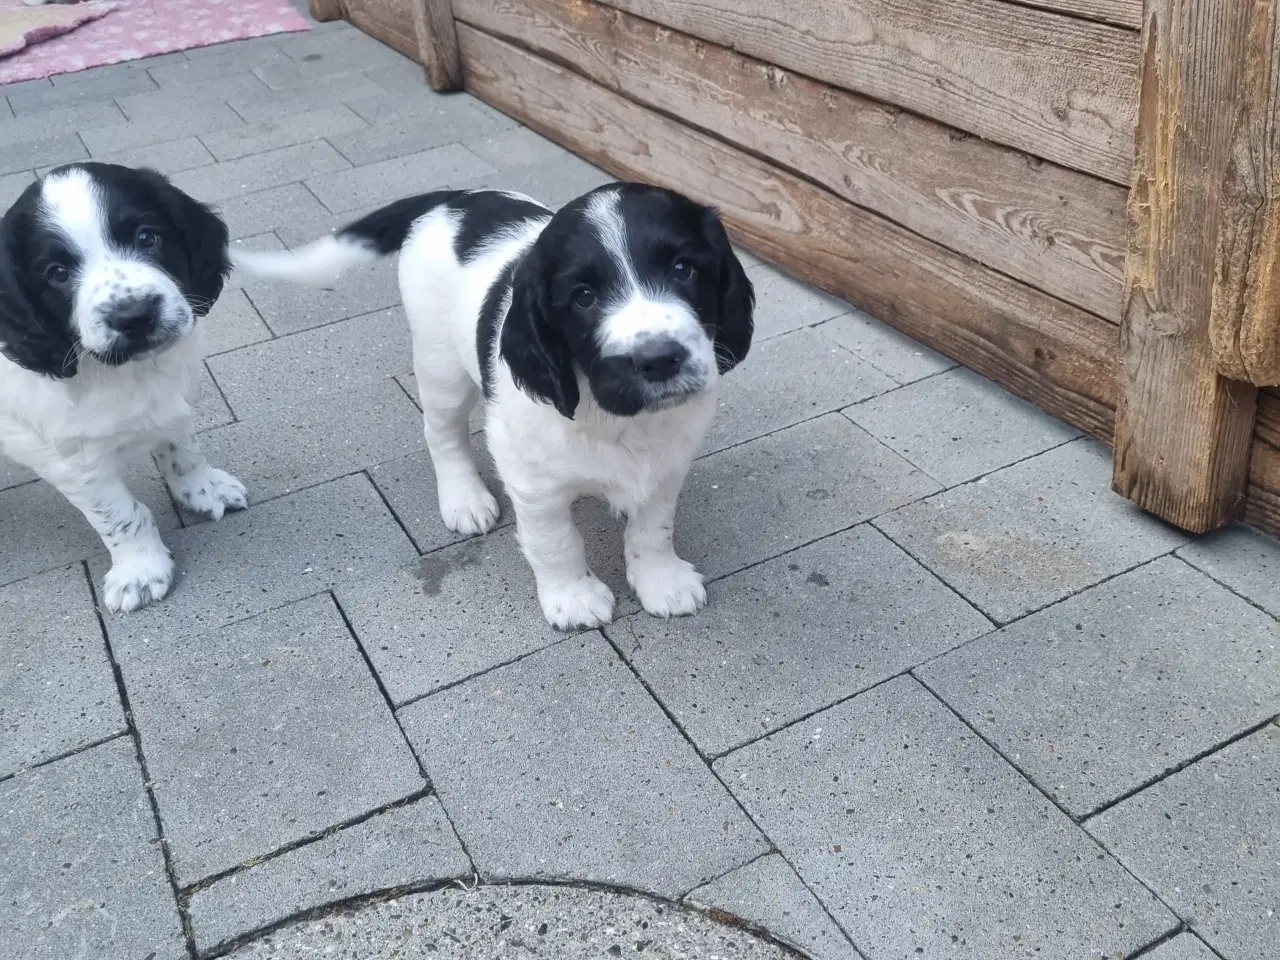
[0, 163, 247, 611]
[233, 183, 754, 630]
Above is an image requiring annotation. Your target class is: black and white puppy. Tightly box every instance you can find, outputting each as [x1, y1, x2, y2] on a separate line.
[0, 163, 247, 611]
[233, 183, 753, 630]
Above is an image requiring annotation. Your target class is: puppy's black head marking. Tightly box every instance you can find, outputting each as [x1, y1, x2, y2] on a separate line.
[0, 163, 230, 377]
[496, 182, 754, 418]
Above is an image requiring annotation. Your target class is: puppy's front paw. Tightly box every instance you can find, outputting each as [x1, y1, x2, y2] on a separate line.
[539, 574, 615, 631]
[103, 550, 176, 613]
[439, 479, 500, 537]
[629, 555, 707, 619]
[172, 467, 248, 520]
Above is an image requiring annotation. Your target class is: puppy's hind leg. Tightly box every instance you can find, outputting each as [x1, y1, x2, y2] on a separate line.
[414, 354, 500, 537]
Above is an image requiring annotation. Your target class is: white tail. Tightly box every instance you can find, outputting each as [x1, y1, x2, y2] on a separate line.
[229, 235, 383, 287]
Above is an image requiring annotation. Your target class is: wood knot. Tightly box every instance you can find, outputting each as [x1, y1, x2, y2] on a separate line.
[765, 65, 788, 89]
[1053, 105, 1068, 120]
[1146, 311, 1185, 335]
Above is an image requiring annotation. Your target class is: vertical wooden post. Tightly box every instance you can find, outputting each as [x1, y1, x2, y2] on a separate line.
[308, 0, 345, 21]
[413, 0, 464, 92]
[1211, 1, 1280, 386]
[1113, 0, 1261, 532]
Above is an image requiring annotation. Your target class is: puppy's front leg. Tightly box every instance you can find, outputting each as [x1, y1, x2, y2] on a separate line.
[155, 434, 247, 520]
[511, 492, 615, 631]
[45, 467, 175, 612]
[625, 468, 706, 619]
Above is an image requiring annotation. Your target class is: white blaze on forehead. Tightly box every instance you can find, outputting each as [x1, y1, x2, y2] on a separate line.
[39, 167, 112, 265]
[584, 188, 642, 301]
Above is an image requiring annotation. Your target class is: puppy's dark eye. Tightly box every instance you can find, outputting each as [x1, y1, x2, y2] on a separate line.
[572, 287, 596, 310]
[672, 258, 695, 282]
[45, 263, 69, 286]
[135, 228, 161, 249]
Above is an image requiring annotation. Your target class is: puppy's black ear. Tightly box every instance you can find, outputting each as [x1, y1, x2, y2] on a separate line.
[499, 260, 580, 419]
[141, 168, 230, 316]
[702, 208, 755, 374]
[0, 198, 79, 378]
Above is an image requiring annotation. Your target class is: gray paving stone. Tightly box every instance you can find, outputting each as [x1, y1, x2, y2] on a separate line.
[227, 73, 391, 124]
[1138, 934, 1221, 960]
[215, 181, 333, 241]
[338, 502, 634, 706]
[0, 169, 34, 208]
[0, 460, 178, 587]
[272, 25, 408, 70]
[817, 311, 956, 385]
[245, 255, 401, 334]
[207, 307, 410, 416]
[202, 287, 274, 357]
[457, 153, 615, 210]
[0, 565, 126, 779]
[194, 365, 236, 434]
[230, 884, 791, 959]
[328, 98, 510, 167]
[307, 144, 492, 213]
[920, 557, 1280, 815]
[69, 135, 215, 176]
[686, 854, 863, 960]
[253, 55, 404, 93]
[0, 739, 186, 960]
[0, 132, 87, 176]
[196, 379, 424, 503]
[179, 34, 285, 66]
[613, 525, 990, 756]
[189, 794, 469, 956]
[110, 593, 425, 884]
[464, 125, 570, 170]
[90, 474, 415, 642]
[172, 141, 351, 205]
[1089, 725, 1280, 960]
[875, 439, 1189, 624]
[0, 456, 36, 491]
[677, 413, 940, 581]
[364, 440, 508, 555]
[718, 676, 1178, 960]
[704, 327, 897, 456]
[0, 100, 126, 145]
[6, 69, 156, 115]
[748, 264, 850, 342]
[81, 108, 248, 156]
[201, 105, 369, 162]
[1179, 523, 1280, 619]
[399, 635, 768, 896]
[844, 367, 1082, 486]
[147, 47, 289, 90]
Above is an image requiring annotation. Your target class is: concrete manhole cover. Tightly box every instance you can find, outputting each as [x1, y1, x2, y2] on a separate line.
[231, 883, 799, 958]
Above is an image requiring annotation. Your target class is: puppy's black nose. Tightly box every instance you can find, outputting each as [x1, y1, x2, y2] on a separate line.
[106, 296, 161, 337]
[632, 339, 688, 383]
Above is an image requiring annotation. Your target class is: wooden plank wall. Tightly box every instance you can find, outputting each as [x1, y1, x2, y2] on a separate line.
[1249, 390, 1280, 534]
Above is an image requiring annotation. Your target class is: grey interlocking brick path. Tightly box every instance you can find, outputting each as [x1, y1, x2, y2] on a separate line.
[1, 5, 1277, 959]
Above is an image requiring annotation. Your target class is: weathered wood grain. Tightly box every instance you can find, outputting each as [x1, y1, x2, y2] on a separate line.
[458, 24, 1118, 441]
[1246, 435, 1280, 534]
[1211, 0, 1280, 385]
[1113, 0, 1260, 532]
[594, 0, 1139, 183]
[412, 0, 463, 91]
[455, 0, 1126, 322]
[341, 0, 420, 60]
[1013, 0, 1141, 28]
[309, 0, 344, 20]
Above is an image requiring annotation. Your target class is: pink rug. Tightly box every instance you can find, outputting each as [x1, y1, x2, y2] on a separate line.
[0, 0, 311, 85]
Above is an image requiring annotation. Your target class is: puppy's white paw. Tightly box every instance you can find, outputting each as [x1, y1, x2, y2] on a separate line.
[629, 555, 707, 619]
[539, 574, 615, 631]
[103, 550, 176, 613]
[172, 467, 248, 520]
[439, 479, 500, 537]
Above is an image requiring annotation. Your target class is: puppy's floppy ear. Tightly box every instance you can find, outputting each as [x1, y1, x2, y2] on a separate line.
[702, 207, 755, 374]
[139, 168, 230, 316]
[0, 197, 79, 378]
[499, 257, 580, 419]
